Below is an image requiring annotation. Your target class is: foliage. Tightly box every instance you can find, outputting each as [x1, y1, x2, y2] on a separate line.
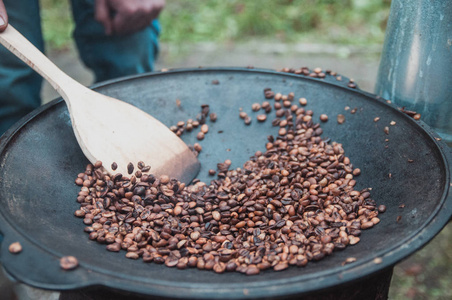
[161, 0, 391, 45]
[41, 0, 390, 50]
[390, 224, 452, 299]
[41, 0, 74, 50]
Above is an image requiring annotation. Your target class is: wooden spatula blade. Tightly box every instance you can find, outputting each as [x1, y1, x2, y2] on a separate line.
[68, 91, 200, 183]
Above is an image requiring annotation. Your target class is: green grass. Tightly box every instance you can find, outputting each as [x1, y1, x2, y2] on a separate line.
[41, 0, 74, 50]
[389, 224, 452, 299]
[41, 0, 390, 50]
[162, 0, 390, 45]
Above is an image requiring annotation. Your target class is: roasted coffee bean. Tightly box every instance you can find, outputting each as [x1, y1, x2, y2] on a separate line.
[272, 118, 280, 126]
[275, 109, 285, 118]
[273, 262, 289, 271]
[74, 210, 85, 217]
[246, 265, 260, 275]
[9, 242, 22, 254]
[201, 104, 210, 115]
[201, 124, 209, 134]
[257, 114, 267, 122]
[165, 255, 179, 267]
[371, 217, 380, 225]
[226, 261, 238, 272]
[127, 163, 134, 174]
[134, 162, 144, 171]
[200, 259, 215, 271]
[320, 114, 328, 122]
[187, 256, 198, 267]
[194, 143, 202, 152]
[60, 256, 78, 270]
[342, 257, 357, 265]
[337, 114, 346, 124]
[349, 236, 360, 245]
[177, 257, 188, 269]
[213, 262, 226, 273]
[252, 103, 261, 111]
[265, 91, 275, 99]
[197, 132, 205, 140]
[107, 243, 121, 252]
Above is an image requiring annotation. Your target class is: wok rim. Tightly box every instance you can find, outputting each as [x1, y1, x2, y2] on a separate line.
[0, 67, 451, 299]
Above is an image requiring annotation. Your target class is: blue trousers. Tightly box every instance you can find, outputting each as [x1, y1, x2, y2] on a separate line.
[0, 0, 160, 136]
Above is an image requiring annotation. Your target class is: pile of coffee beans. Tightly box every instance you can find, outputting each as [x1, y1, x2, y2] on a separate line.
[74, 89, 384, 275]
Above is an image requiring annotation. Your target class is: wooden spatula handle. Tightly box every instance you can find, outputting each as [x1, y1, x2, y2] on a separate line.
[0, 25, 79, 98]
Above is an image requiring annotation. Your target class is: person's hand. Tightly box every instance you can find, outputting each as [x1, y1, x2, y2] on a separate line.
[95, 0, 165, 36]
[0, 0, 8, 32]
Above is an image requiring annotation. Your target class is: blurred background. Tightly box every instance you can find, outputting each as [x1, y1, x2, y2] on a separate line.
[4, 0, 452, 299]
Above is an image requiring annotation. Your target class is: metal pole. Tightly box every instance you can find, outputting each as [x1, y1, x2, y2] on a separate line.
[375, 0, 452, 145]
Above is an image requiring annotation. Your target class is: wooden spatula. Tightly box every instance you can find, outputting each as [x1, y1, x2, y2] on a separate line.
[0, 25, 200, 183]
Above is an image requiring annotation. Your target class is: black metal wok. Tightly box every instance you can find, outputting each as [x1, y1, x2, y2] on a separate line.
[0, 68, 451, 299]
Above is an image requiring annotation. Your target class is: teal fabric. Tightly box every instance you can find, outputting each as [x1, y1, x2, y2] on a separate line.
[0, 0, 160, 135]
[0, 0, 44, 135]
[70, 0, 160, 82]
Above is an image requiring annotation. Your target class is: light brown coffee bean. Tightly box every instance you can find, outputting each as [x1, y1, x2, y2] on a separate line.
[9, 242, 22, 254]
[320, 114, 328, 122]
[60, 256, 79, 270]
[337, 114, 346, 124]
[252, 103, 261, 111]
[257, 114, 267, 122]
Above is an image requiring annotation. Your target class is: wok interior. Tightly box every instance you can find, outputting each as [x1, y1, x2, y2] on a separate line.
[0, 70, 446, 289]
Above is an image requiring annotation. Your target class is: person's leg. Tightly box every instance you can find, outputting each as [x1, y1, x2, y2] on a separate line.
[0, 0, 43, 136]
[70, 0, 160, 83]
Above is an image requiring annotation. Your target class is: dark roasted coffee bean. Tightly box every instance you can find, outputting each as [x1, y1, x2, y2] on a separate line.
[127, 163, 134, 174]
